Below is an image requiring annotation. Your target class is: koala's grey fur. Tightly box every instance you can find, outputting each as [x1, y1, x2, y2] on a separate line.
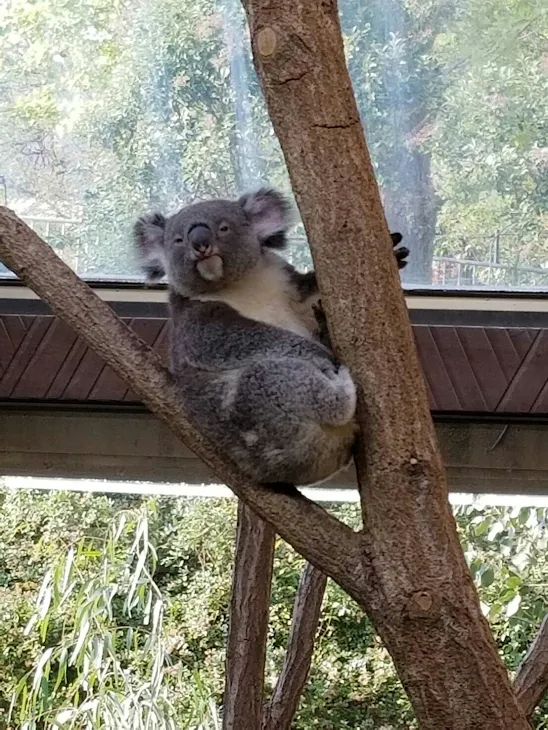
[133, 188, 408, 491]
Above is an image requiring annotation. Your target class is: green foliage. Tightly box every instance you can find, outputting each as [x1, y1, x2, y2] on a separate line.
[2, 487, 548, 728]
[429, 0, 548, 284]
[0, 0, 546, 285]
[2, 491, 222, 729]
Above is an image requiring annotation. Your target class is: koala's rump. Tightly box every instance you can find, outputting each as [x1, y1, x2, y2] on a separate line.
[175, 359, 356, 486]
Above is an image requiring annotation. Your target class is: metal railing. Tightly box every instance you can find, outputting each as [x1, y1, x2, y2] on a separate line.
[432, 257, 548, 289]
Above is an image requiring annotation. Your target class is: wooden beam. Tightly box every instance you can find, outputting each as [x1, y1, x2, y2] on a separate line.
[1, 410, 547, 495]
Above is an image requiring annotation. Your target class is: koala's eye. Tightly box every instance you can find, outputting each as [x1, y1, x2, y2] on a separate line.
[173, 236, 184, 245]
[219, 223, 230, 234]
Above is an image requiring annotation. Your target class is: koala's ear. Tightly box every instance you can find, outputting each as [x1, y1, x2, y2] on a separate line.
[133, 213, 167, 281]
[238, 187, 295, 242]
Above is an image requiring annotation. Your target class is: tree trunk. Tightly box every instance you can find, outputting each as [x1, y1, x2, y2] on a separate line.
[223, 508, 327, 730]
[514, 615, 548, 719]
[263, 564, 327, 730]
[240, 1, 531, 727]
[223, 503, 276, 729]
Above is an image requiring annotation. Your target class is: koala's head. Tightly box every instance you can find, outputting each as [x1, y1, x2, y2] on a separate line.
[133, 188, 294, 296]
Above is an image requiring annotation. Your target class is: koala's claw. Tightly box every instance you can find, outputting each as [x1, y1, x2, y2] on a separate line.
[390, 232, 409, 270]
[312, 300, 327, 326]
[394, 246, 410, 269]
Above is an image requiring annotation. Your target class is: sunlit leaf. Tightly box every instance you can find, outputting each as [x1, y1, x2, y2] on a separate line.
[474, 519, 490, 536]
[506, 594, 522, 617]
[32, 647, 54, 692]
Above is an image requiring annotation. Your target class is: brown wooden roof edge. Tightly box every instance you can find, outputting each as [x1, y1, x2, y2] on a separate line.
[1, 287, 547, 415]
[3, 274, 548, 296]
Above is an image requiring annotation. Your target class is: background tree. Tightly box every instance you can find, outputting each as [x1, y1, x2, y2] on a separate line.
[0, 0, 546, 282]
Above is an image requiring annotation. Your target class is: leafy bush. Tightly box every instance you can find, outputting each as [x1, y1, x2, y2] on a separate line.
[1, 487, 548, 728]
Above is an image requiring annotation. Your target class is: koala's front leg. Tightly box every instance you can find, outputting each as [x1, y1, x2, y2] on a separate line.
[292, 231, 408, 297]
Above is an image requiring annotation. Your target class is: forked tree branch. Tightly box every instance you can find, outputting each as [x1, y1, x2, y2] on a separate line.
[514, 615, 548, 718]
[0, 208, 367, 602]
[263, 563, 327, 730]
[240, 1, 530, 727]
[0, 207, 338, 729]
[223, 503, 276, 730]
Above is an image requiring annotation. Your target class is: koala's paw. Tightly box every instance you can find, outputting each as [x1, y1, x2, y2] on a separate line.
[263, 482, 303, 497]
[319, 361, 340, 380]
[390, 232, 409, 270]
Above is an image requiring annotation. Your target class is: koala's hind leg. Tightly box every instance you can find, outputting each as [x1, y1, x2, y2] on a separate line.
[310, 364, 357, 426]
[234, 358, 357, 429]
[225, 359, 356, 485]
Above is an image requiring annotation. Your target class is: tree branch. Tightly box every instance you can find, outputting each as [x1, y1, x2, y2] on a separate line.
[241, 1, 530, 728]
[514, 615, 548, 717]
[0, 207, 367, 603]
[223, 503, 276, 730]
[263, 563, 327, 730]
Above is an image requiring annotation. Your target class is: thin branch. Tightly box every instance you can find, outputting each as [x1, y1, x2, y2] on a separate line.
[223, 503, 276, 730]
[263, 563, 327, 730]
[0, 207, 367, 604]
[514, 615, 548, 717]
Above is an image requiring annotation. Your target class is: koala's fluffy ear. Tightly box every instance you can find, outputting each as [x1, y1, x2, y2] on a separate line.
[133, 213, 167, 281]
[238, 188, 295, 245]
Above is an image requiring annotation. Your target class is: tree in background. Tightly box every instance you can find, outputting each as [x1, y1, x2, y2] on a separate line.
[0, 0, 546, 282]
[429, 0, 548, 284]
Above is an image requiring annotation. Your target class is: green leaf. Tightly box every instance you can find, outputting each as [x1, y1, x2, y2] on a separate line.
[32, 647, 54, 692]
[53, 648, 69, 694]
[505, 575, 522, 590]
[69, 619, 90, 666]
[506, 594, 522, 617]
[481, 567, 495, 587]
[474, 519, 490, 536]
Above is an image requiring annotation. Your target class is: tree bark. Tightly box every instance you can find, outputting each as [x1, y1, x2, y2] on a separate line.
[223, 503, 276, 730]
[514, 615, 548, 718]
[240, 1, 531, 728]
[263, 563, 327, 730]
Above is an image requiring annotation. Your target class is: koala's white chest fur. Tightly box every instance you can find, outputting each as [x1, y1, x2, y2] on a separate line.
[195, 255, 311, 338]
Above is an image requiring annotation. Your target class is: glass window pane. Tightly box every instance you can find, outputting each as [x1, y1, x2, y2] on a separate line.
[0, 0, 546, 289]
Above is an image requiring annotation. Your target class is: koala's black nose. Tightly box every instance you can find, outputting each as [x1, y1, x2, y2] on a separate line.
[188, 223, 212, 252]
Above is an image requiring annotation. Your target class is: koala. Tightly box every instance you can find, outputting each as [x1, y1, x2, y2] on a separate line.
[133, 188, 408, 493]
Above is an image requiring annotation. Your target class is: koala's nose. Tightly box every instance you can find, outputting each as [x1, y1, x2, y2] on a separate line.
[188, 223, 212, 253]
